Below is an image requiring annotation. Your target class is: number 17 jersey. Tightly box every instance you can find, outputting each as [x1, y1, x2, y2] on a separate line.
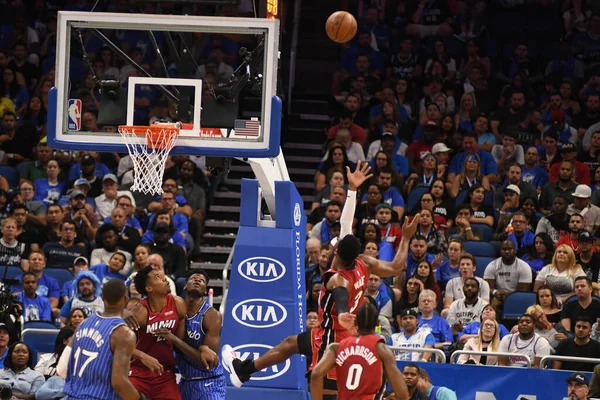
[64, 313, 126, 400]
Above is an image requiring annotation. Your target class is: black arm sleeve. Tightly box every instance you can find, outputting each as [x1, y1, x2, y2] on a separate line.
[332, 287, 350, 314]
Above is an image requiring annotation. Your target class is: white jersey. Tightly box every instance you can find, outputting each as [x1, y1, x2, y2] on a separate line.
[483, 258, 532, 293]
[498, 333, 552, 367]
[445, 277, 490, 302]
[387, 330, 435, 362]
[446, 297, 488, 326]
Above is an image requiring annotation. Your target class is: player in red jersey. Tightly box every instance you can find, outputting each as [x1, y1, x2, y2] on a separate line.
[311, 302, 409, 400]
[129, 265, 187, 400]
[222, 161, 420, 398]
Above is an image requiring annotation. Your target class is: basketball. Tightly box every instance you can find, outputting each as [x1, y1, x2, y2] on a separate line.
[325, 11, 357, 44]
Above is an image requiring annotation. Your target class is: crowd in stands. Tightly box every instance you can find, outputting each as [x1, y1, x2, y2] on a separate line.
[305, 0, 600, 379]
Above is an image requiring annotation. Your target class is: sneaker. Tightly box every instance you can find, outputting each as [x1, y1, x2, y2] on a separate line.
[221, 344, 250, 387]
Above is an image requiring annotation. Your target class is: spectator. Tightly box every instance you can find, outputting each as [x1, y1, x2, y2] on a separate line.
[147, 191, 190, 249]
[416, 290, 452, 349]
[20, 142, 53, 183]
[141, 210, 186, 251]
[491, 132, 525, 174]
[61, 257, 88, 303]
[414, 208, 446, 254]
[34, 326, 75, 379]
[566, 372, 592, 400]
[65, 308, 86, 330]
[103, 206, 140, 256]
[58, 271, 103, 325]
[457, 303, 510, 344]
[522, 233, 555, 274]
[448, 132, 498, 187]
[556, 214, 590, 254]
[327, 108, 367, 146]
[103, 195, 142, 236]
[67, 154, 104, 198]
[498, 314, 552, 368]
[305, 237, 321, 267]
[42, 221, 87, 270]
[91, 252, 128, 285]
[567, 185, 600, 233]
[393, 275, 422, 312]
[536, 286, 562, 323]
[0, 324, 9, 368]
[504, 211, 535, 253]
[445, 205, 482, 241]
[413, 260, 441, 301]
[464, 184, 494, 227]
[90, 224, 132, 274]
[403, 236, 437, 278]
[405, 0, 453, 38]
[416, 366, 458, 399]
[386, 38, 422, 82]
[538, 130, 561, 172]
[0, 217, 30, 269]
[354, 184, 398, 231]
[446, 277, 488, 333]
[365, 274, 392, 321]
[521, 147, 549, 194]
[20, 250, 60, 316]
[539, 161, 579, 215]
[551, 143, 591, 185]
[498, 43, 542, 87]
[561, 277, 600, 333]
[13, 182, 46, 229]
[387, 308, 435, 362]
[407, 192, 447, 232]
[534, 244, 585, 300]
[484, 240, 533, 309]
[309, 201, 342, 244]
[19, 271, 51, 322]
[576, 233, 600, 291]
[42, 204, 72, 246]
[33, 160, 66, 205]
[95, 174, 134, 223]
[62, 190, 98, 241]
[436, 239, 463, 289]
[312, 170, 346, 209]
[8, 204, 43, 251]
[364, 167, 406, 219]
[405, 125, 439, 176]
[515, 305, 569, 351]
[443, 253, 490, 316]
[430, 178, 454, 228]
[553, 317, 600, 372]
[536, 195, 571, 243]
[149, 223, 188, 281]
[456, 318, 500, 366]
[490, 91, 528, 141]
[132, 244, 150, 274]
[450, 155, 491, 199]
[0, 342, 45, 396]
[306, 246, 329, 289]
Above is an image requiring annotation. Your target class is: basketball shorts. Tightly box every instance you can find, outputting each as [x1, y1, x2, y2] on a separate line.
[130, 367, 181, 400]
[180, 375, 226, 400]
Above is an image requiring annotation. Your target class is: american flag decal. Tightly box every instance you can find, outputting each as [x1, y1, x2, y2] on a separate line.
[234, 119, 260, 136]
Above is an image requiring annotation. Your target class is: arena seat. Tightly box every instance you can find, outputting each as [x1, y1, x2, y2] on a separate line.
[0, 166, 19, 188]
[0, 265, 24, 281]
[44, 268, 74, 289]
[463, 241, 495, 258]
[23, 320, 58, 330]
[22, 328, 59, 365]
[474, 257, 493, 278]
[471, 224, 493, 241]
[502, 292, 537, 323]
[407, 187, 429, 211]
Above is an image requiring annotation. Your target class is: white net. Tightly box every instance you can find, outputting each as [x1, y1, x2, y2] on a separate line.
[118, 125, 179, 195]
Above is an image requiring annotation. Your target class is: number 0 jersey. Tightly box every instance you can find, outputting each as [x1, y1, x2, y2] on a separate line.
[64, 313, 126, 400]
[335, 334, 385, 400]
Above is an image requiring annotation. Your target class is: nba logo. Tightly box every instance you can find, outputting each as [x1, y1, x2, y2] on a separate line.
[67, 99, 82, 131]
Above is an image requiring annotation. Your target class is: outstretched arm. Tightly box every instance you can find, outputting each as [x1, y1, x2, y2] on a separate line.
[340, 161, 372, 238]
[111, 326, 144, 400]
[310, 343, 339, 400]
[377, 342, 409, 400]
[361, 214, 420, 278]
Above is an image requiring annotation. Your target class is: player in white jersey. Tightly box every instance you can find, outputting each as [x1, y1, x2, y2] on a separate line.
[386, 309, 435, 362]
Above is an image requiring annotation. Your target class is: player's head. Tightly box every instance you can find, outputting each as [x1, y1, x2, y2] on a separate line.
[336, 235, 361, 267]
[184, 270, 209, 297]
[134, 265, 170, 297]
[356, 302, 379, 333]
[102, 278, 129, 312]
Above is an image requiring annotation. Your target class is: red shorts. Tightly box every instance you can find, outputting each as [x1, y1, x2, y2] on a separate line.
[129, 367, 181, 400]
[309, 327, 352, 382]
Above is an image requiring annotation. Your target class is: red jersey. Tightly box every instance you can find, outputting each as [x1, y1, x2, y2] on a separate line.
[131, 294, 179, 371]
[335, 334, 385, 400]
[318, 257, 369, 333]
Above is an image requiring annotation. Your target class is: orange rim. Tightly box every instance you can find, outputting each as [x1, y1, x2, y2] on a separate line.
[118, 125, 179, 149]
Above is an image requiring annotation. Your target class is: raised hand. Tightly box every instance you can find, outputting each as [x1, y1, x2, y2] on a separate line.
[338, 312, 357, 335]
[346, 161, 373, 191]
[402, 213, 420, 239]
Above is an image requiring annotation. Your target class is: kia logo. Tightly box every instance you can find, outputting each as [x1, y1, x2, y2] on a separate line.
[232, 344, 291, 380]
[238, 257, 286, 283]
[294, 203, 301, 227]
[231, 299, 288, 329]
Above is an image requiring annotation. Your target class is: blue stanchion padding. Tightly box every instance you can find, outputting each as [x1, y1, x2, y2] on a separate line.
[222, 179, 307, 390]
[396, 361, 587, 399]
[226, 387, 311, 400]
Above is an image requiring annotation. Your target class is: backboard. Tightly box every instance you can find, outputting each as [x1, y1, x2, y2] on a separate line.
[47, 11, 281, 158]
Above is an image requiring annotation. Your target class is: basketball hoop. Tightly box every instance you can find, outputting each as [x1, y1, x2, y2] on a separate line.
[118, 124, 180, 195]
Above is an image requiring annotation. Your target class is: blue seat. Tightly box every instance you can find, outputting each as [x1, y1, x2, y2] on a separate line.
[455, 190, 469, 206]
[44, 268, 74, 289]
[474, 257, 494, 278]
[0, 166, 19, 188]
[22, 328, 59, 365]
[15, 161, 28, 175]
[463, 241, 496, 258]
[407, 187, 430, 211]
[502, 292, 537, 322]
[0, 265, 24, 281]
[472, 224, 493, 242]
[23, 320, 57, 330]
[566, 295, 600, 303]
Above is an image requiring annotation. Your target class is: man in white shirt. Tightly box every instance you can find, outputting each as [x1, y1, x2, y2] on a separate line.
[498, 314, 552, 368]
[483, 240, 532, 309]
[95, 174, 135, 224]
[387, 309, 435, 362]
[443, 253, 490, 318]
[446, 278, 488, 332]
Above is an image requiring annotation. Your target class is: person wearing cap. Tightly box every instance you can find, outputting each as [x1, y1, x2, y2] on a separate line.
[61, 256, 89, 303]
[387, 308, 435, 362]
[565, 372, 592, 400]
[576, 232, 600, 288]
[95, 173, 136, 224]
[66, 153, 106, 198]
[58, 270, 104, 325]
[405, 121, 439, 172]
[62, 189, 99, 242]
[20, 141, 53, 183]
[41, 220, 88, 270]
[432, 142, 451, 169]
[556, 213, 593, 255]
[498, 313, 552, 368]
[540, 93, 568, 126]
[553, 316, 600, 372]
[491, 131, 525, 174]
[448, 131, 498, 186]
[521, 146, 549, 194]
[365, 120, 409, 162]
[549, 142, 592, 185]
[543, 108, 578, 145]
[375, 203, 403, 251]
[540, 161, 579, 215]
[13, 181, 47, 228]
[567, 184, 600, 233]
